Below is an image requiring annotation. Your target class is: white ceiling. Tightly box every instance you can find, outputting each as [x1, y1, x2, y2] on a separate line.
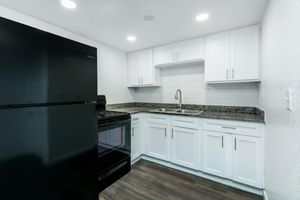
[0, 0, 268, 52]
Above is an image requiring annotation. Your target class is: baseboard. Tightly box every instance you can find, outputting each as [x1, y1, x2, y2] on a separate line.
[133, 155, 263, 196]
[263, 190, 269, 200]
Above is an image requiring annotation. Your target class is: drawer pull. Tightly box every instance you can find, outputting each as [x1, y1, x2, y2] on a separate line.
[175, 119, 193, 124]
[222, 126, 237, 130]
[150, 116, 165, 120]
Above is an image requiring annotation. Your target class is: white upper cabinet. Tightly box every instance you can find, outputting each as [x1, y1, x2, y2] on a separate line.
[128, 49, 160, 87]
[127, 25, 260, 86]
[128, 51, 140, 86]
[154, 45, 175, 66]
[205, 33, 230, 82]
[154, 38, 205, 66]
[231, 27, 260, 81]
[205, 25, 260, 83]
[178, 38, 205, 63]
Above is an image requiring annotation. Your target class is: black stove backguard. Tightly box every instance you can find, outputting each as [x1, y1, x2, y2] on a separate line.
[96, 95, 106, 111]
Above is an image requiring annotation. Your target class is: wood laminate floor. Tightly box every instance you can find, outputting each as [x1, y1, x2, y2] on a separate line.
[99, 160, 263, 200]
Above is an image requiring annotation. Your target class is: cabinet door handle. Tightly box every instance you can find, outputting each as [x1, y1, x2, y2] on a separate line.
[222, 136, 224, 148]
[234, 137, 237, 151]
[132, 128, 134, 137]
[141, 76, 143, 84]
[172, 129, 174, 139]
[232, 68, 235, 79]
[165, 128, 167, 137]
[226, 69, 229, 80]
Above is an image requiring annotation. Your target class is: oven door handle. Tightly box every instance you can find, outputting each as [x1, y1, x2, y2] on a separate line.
[98, 161, 128, 181]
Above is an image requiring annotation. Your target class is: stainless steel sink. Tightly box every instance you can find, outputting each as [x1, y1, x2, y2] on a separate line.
[175, 109, 203, 114]
[153, 108, 203, 115]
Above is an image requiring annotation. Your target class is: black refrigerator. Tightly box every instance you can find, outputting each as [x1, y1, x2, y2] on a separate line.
[0, 17, 99, 199]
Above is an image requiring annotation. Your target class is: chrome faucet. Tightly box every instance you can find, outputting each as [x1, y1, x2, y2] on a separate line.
[175, 89, 182, 111]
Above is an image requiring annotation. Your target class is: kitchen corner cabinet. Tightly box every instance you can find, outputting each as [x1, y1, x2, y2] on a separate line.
[128, 49, 160, 87]
[205, 25, 260, 83]
[154, 38, 205, 66]
[131, 114, 142, 161]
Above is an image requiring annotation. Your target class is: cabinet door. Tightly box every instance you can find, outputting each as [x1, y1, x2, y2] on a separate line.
[202, 131, 226, 177]
[205, 33, 230, 82]
[233, 135, 263, 187]
[178, 38, 205, 62]
[231, 26, 260, 81]
[154, 45, 175, 66]
[131, 124, 141, 161]
[128, 52, 141, 86]
[146, 123, 170, 161]
[170, 127, 199, 170]
[139, 49, 154, 85]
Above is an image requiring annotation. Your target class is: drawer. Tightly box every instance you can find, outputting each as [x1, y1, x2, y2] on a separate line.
[146, 114, 170, 125]
[131, 114, 141, 125]
[171, 116, 199, 130]
[202, 119, 264, 138]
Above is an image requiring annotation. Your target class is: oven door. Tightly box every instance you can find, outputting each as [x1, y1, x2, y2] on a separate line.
[97, 118, 131, 157]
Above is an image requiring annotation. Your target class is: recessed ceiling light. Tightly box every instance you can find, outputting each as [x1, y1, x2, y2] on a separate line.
[61, 0, 77, 9]
[196, 13, 210, 22]
[127, 36, 137, 42]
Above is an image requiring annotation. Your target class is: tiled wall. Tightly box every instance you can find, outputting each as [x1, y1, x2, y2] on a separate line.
[131, 63, 259, 107]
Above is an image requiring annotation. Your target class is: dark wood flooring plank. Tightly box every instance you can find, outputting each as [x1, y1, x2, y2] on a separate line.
[99, 160, 263, 200]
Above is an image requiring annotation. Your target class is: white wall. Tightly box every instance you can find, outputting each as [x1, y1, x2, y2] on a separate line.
[0, 5, 134, 104]
[98, 46, 134, 103]
[259, 0, 300, 199]
[132, 63, 259, 106]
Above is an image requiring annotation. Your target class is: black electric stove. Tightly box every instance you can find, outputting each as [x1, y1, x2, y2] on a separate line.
[96, 95, 131, 193]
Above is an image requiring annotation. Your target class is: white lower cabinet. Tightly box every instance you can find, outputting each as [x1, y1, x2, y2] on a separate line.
[202, 131, 227, 178]
[139, 114, 264, 189]
[170, 127, 199, 170]
[202, 119, 264, 188]
[131, 114, 142, 161]
[233, 135, 263, 188]
[145, 123, 170, 161]
[131, 124, 141, 161]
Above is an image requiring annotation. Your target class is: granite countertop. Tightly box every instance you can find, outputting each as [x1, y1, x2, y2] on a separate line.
[107, 103, 265, 124]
